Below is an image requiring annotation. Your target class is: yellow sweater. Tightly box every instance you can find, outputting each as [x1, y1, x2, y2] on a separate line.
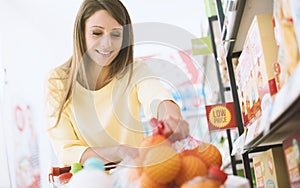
[46, 62, 175, 166]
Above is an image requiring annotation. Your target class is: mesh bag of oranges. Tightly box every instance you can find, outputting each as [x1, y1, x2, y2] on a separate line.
[111, 118, 227, 188]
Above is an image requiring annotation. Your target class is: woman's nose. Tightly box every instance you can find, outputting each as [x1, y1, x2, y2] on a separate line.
[99, 34, 112, 49]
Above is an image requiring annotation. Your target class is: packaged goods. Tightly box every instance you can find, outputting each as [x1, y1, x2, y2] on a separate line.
[253, 147, 290, 188]
[237, 14, 278, 126]
[68, 158, 112, 188]
[273, 0, 300, 86]
[290, 0, 300, 55]
[112, 118, 225, 188]
[283, 131, 300, 188]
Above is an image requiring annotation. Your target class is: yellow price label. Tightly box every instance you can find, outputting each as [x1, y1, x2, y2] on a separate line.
[209, 106, 231, 128]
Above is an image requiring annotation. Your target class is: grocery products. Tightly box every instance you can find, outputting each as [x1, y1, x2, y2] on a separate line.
[283, 131, 300, 188]
[253, 147, 290, 188]
[237, 14, 279, 126]
[70, 162, 83, 174]
[194, 142, 223, 168]
[175, 153, 207, 186]
[143, 145, 181, 184]
[68, 158, 113, 188]
[273, 0, 300, 88]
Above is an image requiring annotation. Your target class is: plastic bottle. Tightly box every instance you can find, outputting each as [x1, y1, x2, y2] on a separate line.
[70, 162, 83, 174]
[48, 166, 71, 188]
[67, 158, 113, 188]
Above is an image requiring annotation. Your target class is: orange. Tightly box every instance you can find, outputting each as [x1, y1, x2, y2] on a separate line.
[175, 154, 208, 186]
[143, 145, 181, 184]
[139, 134, 171, 160]
[139, 134, 169, 148]
[139, 173, 168, 188]
[179, 149, 197, 157]
[193, 143, 222, 168]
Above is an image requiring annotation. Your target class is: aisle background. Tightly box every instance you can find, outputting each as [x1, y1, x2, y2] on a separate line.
[0, 0, 211, 187]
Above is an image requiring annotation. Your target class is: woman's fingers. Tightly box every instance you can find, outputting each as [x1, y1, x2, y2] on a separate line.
[168, 120, 190, 142]
[163, 116, 189, 142]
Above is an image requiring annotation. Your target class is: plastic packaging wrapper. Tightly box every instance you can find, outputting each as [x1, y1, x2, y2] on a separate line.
[111, 134, 226, 188]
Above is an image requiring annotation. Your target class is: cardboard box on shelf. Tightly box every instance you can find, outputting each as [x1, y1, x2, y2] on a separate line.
[236, 45, 261, 126]
[273, 0, 300, 89]
[253, 147, 290, 188]
[283, 131, 300, 188]
[290, 0, 300, 55]
[236, 14, 278, 126]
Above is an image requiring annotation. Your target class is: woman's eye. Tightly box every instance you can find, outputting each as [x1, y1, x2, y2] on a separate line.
[92, 31, 102, 36]
[111, 32, 121, 38]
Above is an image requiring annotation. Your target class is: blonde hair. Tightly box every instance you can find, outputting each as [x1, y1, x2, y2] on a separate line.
[47, 0, 134, 128]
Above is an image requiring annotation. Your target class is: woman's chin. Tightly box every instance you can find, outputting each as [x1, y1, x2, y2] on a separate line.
[95, 62, 110, 67]
[90, 57, 112, 67]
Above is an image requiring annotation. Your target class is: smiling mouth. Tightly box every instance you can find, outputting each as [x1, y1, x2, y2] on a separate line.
[96, 49, 113, 55]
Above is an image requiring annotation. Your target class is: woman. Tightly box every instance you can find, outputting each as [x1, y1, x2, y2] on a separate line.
[46, 0, 189, 166]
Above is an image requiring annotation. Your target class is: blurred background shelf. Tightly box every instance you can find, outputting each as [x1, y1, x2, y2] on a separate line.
[221, 0, 274, 56]
[244, 63, 300, 151]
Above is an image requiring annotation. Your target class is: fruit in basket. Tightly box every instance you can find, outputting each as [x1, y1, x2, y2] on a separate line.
[143, 145, 181, 184]
[139, 134, 170, 148]
[193, 143, 222, 168]
[175, 154, 208, 186]
[139, 172, 169, 188]
[139, 134, 171, 160]
[179, 148, 199, 157]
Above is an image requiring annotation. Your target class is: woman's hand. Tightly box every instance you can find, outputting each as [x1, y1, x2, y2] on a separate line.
[162, 116, 190, 142]
[157, 100, 190, 142]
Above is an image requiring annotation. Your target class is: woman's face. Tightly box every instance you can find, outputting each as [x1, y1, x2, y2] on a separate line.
[85, 10, 123, 66]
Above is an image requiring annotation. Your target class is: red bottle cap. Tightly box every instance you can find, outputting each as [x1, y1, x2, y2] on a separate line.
[58, 172, 73, 184]
[208, 165, 228, 183]
[51, 166, 71, 176]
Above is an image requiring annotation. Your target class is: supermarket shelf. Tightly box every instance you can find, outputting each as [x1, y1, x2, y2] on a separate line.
[244, 63, 300, 151]
[215, 0, 292, 186]
[221, 0, 273, 56]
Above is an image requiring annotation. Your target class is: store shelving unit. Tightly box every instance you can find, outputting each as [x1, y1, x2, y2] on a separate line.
[244, 63, 300, 151]
[212, 0, 297, 187]
[207, 14, 239, 176]
[217, 0, 253, 186]
[221, 0, 274, 55]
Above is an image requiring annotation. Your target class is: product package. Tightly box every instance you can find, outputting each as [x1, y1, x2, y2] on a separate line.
[236, 45, 260, 126]
[283, 131, 300, 188]
[253, 147, 290, 188]
[236, 14, 278, 126]
[290, 0, 300, 55]
[273, 0, 300, 87]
